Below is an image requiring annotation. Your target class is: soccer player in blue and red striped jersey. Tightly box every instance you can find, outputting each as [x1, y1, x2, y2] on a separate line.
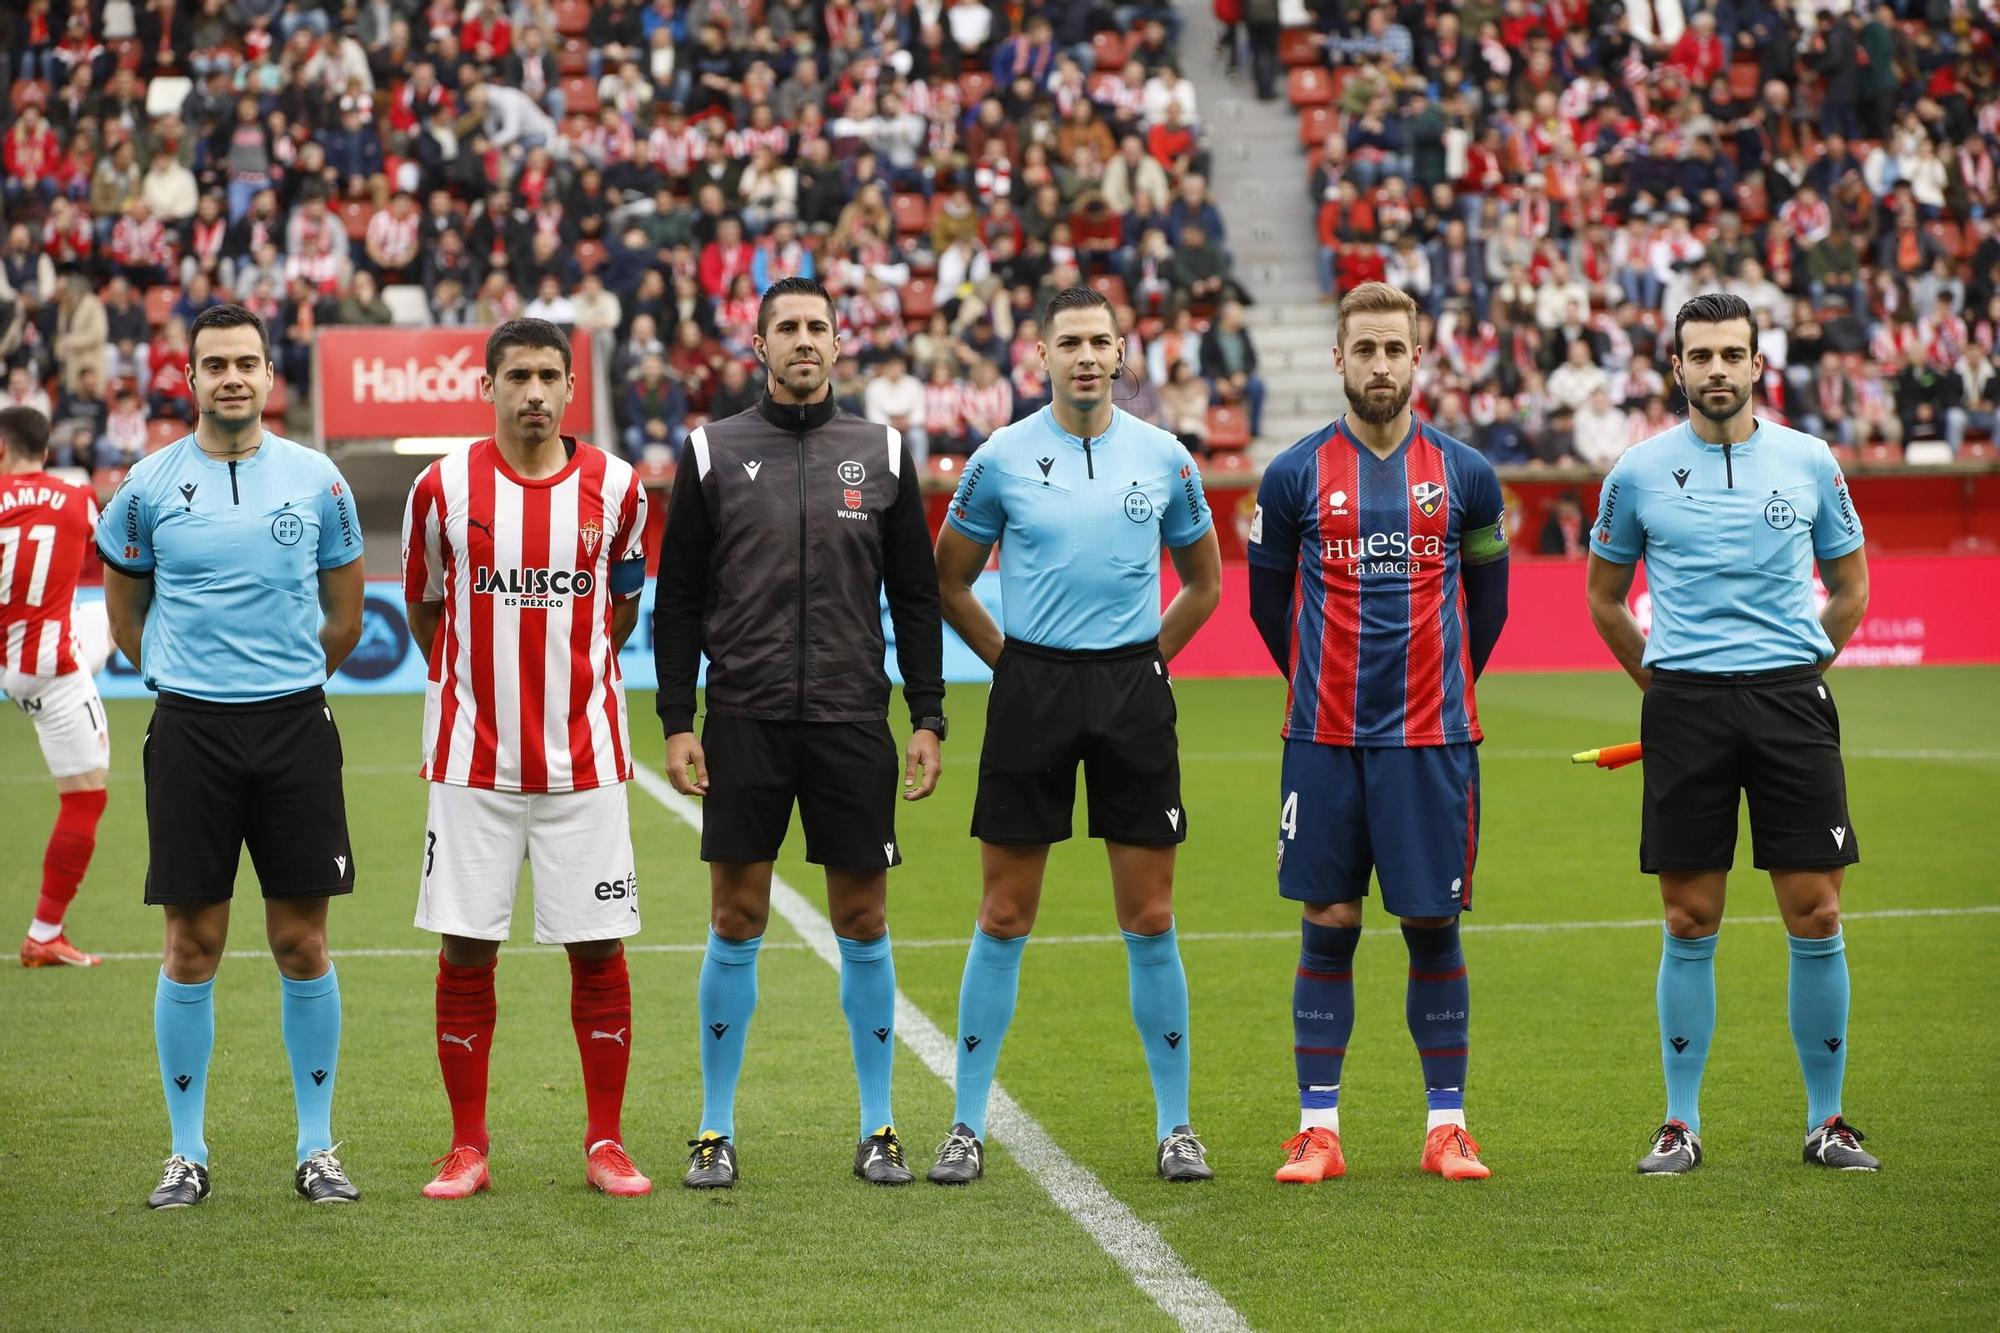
[1247, 283, 1510, 1183]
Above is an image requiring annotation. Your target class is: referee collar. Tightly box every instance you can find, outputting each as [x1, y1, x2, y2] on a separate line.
[1685, 418, 1766, 451]
[1039, 403, 1123, 448]
[758, 388, 838, 434]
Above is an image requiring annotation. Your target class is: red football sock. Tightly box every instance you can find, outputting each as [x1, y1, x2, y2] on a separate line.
[436, 953, 497, 1155]
[36, 788, 107, 929]
[570, 945, 632, 1150]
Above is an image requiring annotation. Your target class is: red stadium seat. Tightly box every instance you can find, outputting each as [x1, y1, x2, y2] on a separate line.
[901, 276, 936, 322]
[958, 71, 994, 106]
[1288, 66, 1333, 108]
[91, 466, 129, 499]
[263, 377, 289, 419]
[1206, 405, 1251, 451]
[891, 192, 931, 236]
[1962, 438, 1998, 462]
[1089, 273, 1128, 307]
[143, 285, 178, 328]
[339, 200, 371, 240]
[146, 418, 184, 452]
[1727, 61, 1760, 102]
[561, 75, 600, 118]
[574, 239, 608, 274]
[1298, 104, 1337, 147]
[1091, 30, 1129, 70]
[554, 0, 591, 36]
[1862, 440, 1902, 465]
[558, 37, 590, 76]
[1279, 29, 1323, 67]
[110, 39, 142, 71]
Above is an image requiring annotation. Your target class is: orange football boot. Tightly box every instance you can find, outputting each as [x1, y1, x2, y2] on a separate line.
[1420, 1124, 1490, 1180]
[423, 1145, 492, 1199]
[1274, 1127, 1346, 1183]
[21, 933, 101, 967]
[586, 1140, 653, 1197]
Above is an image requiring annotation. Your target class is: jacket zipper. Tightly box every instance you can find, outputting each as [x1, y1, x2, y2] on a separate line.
[1082, 435, 1094, 479]
[229, 460, 240, 504]
[1722, 442, 1733, 489]
[795, 430, 808, 718]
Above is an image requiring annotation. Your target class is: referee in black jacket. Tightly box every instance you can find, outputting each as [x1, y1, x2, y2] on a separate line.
[654, 277, 946, 1190]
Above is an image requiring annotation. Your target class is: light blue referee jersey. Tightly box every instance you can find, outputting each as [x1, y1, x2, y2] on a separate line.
[97, 431, 363, 701]
[1590, 418, 1864, 673]
[946, 404, 1213, 651]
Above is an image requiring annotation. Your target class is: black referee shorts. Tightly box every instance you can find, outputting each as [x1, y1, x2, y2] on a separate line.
[143, 687, 357, 905]
[1639, 665, 1859, 875]
[972, 638, 1185, 847]
[698, 713, 903, 871]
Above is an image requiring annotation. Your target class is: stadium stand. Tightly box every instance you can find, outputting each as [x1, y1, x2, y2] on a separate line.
[0, 0, 1991, 489]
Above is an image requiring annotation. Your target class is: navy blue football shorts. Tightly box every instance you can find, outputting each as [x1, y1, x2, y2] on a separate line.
[1275, 740, 1480, 917]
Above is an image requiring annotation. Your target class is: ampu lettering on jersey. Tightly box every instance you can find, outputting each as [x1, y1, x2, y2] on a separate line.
[0, 485, 69, 512]
[351, 347, 482, 404]
[473, 564, 595, 608]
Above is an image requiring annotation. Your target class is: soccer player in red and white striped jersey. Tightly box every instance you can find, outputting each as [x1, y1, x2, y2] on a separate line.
[0, 406, 111, 968]
[400, 319, 654, 1200]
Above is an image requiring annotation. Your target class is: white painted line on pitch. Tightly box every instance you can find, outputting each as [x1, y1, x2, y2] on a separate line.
[626, 765, 1250, 1333]
[82, 904, 2000, 964]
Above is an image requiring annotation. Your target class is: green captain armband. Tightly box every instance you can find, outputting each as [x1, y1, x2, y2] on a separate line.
[1463, 514, 1509, 564]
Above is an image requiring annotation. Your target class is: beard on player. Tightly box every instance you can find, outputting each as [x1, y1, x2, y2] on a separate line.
[1345, 369, 1412, 426]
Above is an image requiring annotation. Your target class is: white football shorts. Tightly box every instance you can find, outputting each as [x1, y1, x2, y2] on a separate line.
[414, 781, 641, 944]
[2, 603, 112, 778]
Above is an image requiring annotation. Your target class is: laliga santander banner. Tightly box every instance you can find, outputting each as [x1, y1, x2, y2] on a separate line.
[315, 327, 599, 441]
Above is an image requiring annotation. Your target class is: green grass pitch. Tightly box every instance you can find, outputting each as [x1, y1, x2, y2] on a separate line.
[2, 668, 1995, 1329]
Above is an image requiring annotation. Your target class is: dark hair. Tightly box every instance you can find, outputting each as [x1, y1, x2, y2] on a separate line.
[1672, 291, 1758, 360]
[188, 303, 272, 362]
[1042, 285, 1115, 333]
[0, 406, 51, 459]
[485, 317, 572, 377]
[757, 276, 838, 338]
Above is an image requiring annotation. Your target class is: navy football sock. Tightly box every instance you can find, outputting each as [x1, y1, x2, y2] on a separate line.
[1403, 921, 1469, 1123]
[1294, 920, 1360, 1131]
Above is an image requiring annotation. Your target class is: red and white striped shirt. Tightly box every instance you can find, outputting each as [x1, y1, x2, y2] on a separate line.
[401, 438, 649, 794]
[366, 206, 421, 268]
[0, 473, 97, 677]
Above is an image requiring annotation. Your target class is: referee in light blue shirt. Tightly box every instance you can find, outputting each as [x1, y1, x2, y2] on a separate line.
[924, 287, 1223, 1185]
[96, 305, 367, 1209]
[1586, 292, 1879, 1176]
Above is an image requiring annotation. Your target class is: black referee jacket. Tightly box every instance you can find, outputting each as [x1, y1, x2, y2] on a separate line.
[653, 391, 945, 735]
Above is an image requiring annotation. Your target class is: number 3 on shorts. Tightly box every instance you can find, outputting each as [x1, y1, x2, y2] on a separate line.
[1280, 790, 1299, 841]
[425, 829, 437, 877]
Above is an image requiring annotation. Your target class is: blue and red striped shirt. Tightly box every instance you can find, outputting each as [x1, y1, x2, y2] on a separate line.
[1248, 415, 1507, 748]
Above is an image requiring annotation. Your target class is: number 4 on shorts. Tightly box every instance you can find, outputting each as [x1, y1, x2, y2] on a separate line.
[1281, 791, 1299, 840]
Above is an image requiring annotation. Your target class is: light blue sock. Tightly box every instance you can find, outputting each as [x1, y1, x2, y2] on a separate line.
[1788, 931, 1850, 1128]
[155, 972, 215, 1166]
[837, 931, 896, 1138]
[280, 966, 342, 1162]
[1123, 923, 1192, 1141]
[1657, 929, 1718, 1135]
[698, 930, 762, 1139]
[952, 926, 1027, 1139]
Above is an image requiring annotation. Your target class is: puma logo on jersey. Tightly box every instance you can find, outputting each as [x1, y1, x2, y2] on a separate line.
[1165, 808, 1180, 831]
[440, 1032, 479, 1050]
[466, 516, 493, 539]
[743, 460, 762, 481]
[590, 1028, 628, 1046]
[1831, 826, 1847, 849]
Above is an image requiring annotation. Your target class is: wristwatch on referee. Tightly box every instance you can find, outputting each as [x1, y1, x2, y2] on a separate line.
[915, 715, 949, 741]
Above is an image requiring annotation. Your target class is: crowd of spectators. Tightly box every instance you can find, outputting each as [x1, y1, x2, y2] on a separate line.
[0, 0, 1271, 474]
[1279, 0, 2000, 464]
